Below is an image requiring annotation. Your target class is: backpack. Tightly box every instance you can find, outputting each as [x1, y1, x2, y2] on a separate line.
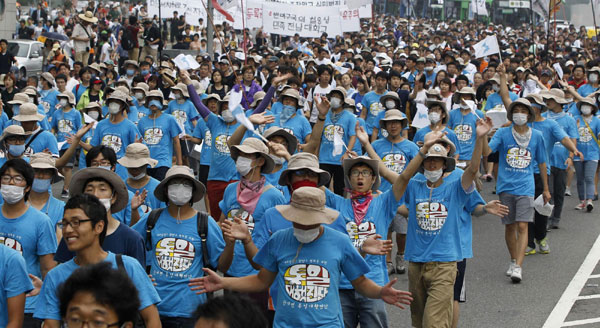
[122, 27, 135, 51]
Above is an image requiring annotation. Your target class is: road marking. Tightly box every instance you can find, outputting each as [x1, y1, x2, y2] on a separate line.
[588, 274, 600, 279]
[542, 233, 600, 328]
[575, 294, 600, 300]
[562, 317, 600, 327]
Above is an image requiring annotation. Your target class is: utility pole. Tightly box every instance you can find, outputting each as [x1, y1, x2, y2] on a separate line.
[207, 0, 215, 59]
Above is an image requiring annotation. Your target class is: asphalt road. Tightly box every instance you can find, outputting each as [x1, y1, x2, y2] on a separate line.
[384, 178, 600, 328]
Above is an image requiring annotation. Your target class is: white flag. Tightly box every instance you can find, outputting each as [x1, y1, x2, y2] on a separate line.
[333, 131, 345, 156]
[472, 35, 500, 58]
[470, 0, 488, 16]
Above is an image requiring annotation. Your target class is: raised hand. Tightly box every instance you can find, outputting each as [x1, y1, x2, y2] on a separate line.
[355, 122, 370, 146]
[380, 278, 413, 309]
[249, 112, 275, 125]
[222, 217, 251, 243]
[268, 141, 291, 160]
[361, 234, 393, 255]
[484, 200, 509, 217]
[497, 63, 506, 75]
[188, 268, 224, 294]
[476, 116, 493, 138]
[179, 69, 192, 85]
[423, 130, 446, 150]
[131, 189, 148, 211]
[26, 274, 42, 297]
[316, 95, 330, 117]
[272, 73, 293, 86]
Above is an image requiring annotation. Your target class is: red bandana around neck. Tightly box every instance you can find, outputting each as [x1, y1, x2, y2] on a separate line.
[236, 176, 266, 214]
[349, 190, 373, 225]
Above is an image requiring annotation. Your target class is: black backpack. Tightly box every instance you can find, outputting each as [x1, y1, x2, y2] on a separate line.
[122, 27, 135, 50]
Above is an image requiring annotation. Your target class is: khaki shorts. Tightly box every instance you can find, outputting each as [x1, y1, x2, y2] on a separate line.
[408, 261, 457, 328]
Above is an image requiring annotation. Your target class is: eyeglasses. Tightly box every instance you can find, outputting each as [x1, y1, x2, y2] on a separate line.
[62, 317, 121, 328]
[91, 160, 112, 167]
[1, 175, 25, 184]
[57, 219, 92, 229]
[292, 169, 318, 178]
[350, 170, 373, 177]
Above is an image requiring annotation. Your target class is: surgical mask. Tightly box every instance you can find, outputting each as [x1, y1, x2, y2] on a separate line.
[280, 105, 296, 123]
[492, 84, 500, 92]
[221, 109, 235, 123]
[428, 112, 441, 124]
[141, 69, 149, 75]
[98, 165, 112, 171]
[108, 103, 121, 115]
[168, 184, 193, 206]
[270, 154, 285, 165]
[1, 185, 25, 204]
[32, 178, 51, 193]
[236, 156, 254, 176]
[126, 69, 135, 76]
[59, 99, 68, 107]
[581, 104, 593, 115]
[525, 79, 537, 90]
[135, 92, 144, 100]
[293, 226, 321, 243]
[330, 97, 342, 109]
[149, 99, 163, 110]
[128, 171, 146, 180]
[8, 144, 25, 157]
[174, 93, 182, 100]
[385, 100, 396, 109]
[88, 111, 100, 120]
[589, 74, 599, 83]
[424, 168, 443, 183]
[424, 66, 434, 72]
[99, 198, 112, 211]
[512, 113, 528, 126]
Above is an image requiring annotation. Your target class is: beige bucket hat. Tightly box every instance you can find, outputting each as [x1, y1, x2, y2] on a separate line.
[263, 126, 298, 155]
[278, 153, 331, 187]
[154, 165, 206, 203]
[40, 72, 54, 84]
[507, 98, 535, 123]
[576, 97, 599, 115]
[420, 141, 456, 173]
[0, 125, 30, 143]
[69, 168, 129, 213]
[278, 88, 301, 105]
[541, 88, 569, 105]
[117, 143, 158, 168]
[425, 99, 449, 124]
[327, 86, 347, 100]
[203, 93, 222, 106]
[379, 109, 408, 129]
[250, 91, 266, 108]
[13, 103, 45, 122]
[230, 138, 275, 174]
[8, 93, 29, 105]
[172, 83, 190, 98]
[58, 91, 76, 106]
[30, 152, 64, 182]
[275, 187, 339, 226]
[106, 90, 129, 108]
[342, 156, 381, 192]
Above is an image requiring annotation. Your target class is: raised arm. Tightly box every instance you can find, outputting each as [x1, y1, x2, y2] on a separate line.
[462, 117, 492, 191]
[181, 71, 211, 120]
[252, 73, 293, 115]
[56, 123, 93, 168]
[226, 113, 274, 148]
[355, 122, 398, 184]
[497, 64, 513, 109]
[303, 96, 330, 155]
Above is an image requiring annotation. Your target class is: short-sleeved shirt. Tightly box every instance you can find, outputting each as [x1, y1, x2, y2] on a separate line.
[372, 138, 419, 191]
[361, 90, 388, 134]
[573, 115, 600, 161]
[447, 109, 485, 160]
[530, 119, 569, 173]
[192, 119, 212, 166]
[138, 113, 183, 168]
[0, 245, 33, 327]
[577, 83, 599, 97]
[30, 195, 65, 228]
[34, 252, 160, 320]
[254, 227, 370, 327]
[484, 92, 518, 110]
[319, 110, 357, 165]
[39, 88, 59, 117]
[24, 129, 59, 157]
[268, 113, 312, 145]
[544, 113, 579, 170]
[488, 126, 547, 196]
[413, 126, 460, 149]
[91, 118, 140, 158]
[51, 108, 83, 150]
[127, 177, 165, 214]
[166, 99, 199, 134]
[205, 113, 240, 182]
[132, 211, 225, 317]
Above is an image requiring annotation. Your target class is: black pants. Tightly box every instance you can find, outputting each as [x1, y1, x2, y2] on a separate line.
[23, 313, 42, 328]
[529, 174, 548, 247]
[320, 163, 344, 196]
[550, 166, 567, 223]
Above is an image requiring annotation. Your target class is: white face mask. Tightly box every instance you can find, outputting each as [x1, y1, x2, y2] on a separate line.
[108, 103, 121, 115]
[99, 198, 112, 211]
[59, 99, 68, 107]
[135, 92, 144, 100]
[128, 171, 146, 180]
[88, 111, 100, 120]
[236, 156, 254, 176]
[293, 226, 320, 243]
[589, 74, 599, 83]
[492, 84, 500, 92]
[168, 184, 193, 206]
[385, 100, 396, 109]
[424, 168, 443, 183]
[428, 112, 441, 124]
[174, 93, 183, 100]
[581, 104, 593, 115]
[330, 97, 342, 109]
[512, 113, 528, 126]
[1, 185, 25, 204]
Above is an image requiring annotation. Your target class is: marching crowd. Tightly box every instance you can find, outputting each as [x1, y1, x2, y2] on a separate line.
[1, 1, 600, 328]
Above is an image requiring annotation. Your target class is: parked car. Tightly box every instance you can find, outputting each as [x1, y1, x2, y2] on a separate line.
[8, 40, 44, 77]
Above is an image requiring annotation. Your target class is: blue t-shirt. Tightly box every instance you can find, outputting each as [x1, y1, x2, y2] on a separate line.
[0, 206, 57, 313]
[24, 129, 59, 157]
[91, 118, 141, 159]
[573, 115, 600, 161]
[34, 252, 160, 320]
[577, 83, 599, 97]
[39, 88, 59, 117]
[372, 138, 419, 191]
[361, 90, 387, 134]
[373, 110, 408, 140]
[254, 227, 370, 328]
[530, 119, 569, 174]
[484, 92, 518, 110]
[138, 113, 183, 168]
[137, 105, 151, 121]
[205, 113, 240, 182]
[404, 174, 473, 262]
[325, 188, 397, 289]
[0, 244, 33, 327]
[413, 126, 460, 149]
[126, 105, 140, 125]
[268, 113, 312, 145]
[127, 177, 165, 214]
[72, 84, 88, 103]
[543, 113, 578, 170]
[319, 110, 357, 165]
[51, 108, 83, 150]
[447, 109, 485, 160]
[132, 210, 225, 317]
[166, 99, 199, 134]
[112, 190, 142, 226]
[30, 195, 65, 228]
[219, 182, 286, 277]
[488, 126, 546, 196]
[192, 119, 212, 165]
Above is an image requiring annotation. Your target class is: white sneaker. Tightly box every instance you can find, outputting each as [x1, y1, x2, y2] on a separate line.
[565, 188, 572, 196]
[506, 259, 516, 276]
[511, 265, 522, 283]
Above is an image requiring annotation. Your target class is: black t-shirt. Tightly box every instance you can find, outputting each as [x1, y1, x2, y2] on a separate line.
[89, 92, 100, 103]
[54, 221, 146, 267]
[0, 52, 15, 74]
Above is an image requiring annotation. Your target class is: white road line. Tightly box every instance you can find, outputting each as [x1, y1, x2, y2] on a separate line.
[543, 233, 600, 328]
[588, 274, 600, 279]
[562, 317, 600, 327]
[576, 294, 600, 300]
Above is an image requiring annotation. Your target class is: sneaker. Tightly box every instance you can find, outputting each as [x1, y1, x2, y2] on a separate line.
[506, 259, 516, 276]
[537, 237, 550, 254]
[575, 201, 586, 210]
[587, 200, 594, 212]
[511, 265, 522, 283]
[492, 186, 496, 194]
[550, 221, 560, 229]
[395, 254, 406, 274]
[594, 194, 599, 201]
[61, 189, 69, 198]
[386, 262, 394, 275]
[525, 247, 536, 256]
[565, 188, 572, 196]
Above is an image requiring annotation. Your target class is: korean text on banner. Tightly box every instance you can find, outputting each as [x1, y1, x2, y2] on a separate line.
[148, 0, 206, 25]
[263, 2, 342, 37]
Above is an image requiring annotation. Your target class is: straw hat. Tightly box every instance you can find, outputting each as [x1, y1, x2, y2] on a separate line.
[541, 88, 569, 105]
[117, 143, 158, 168]
[58, 91, 76, 106]
[78, 11, 98, 23]
[576, 97, 599, 115]
[154, 165, 206, 203]
[203, 94, 222, 106]
[69, 168, 129, 213]
[278, 88, 301, 105]
[278, 153, 331, 187]
[8, 93, 29, 105]
[0, 125, 30, 143]
[274, 187, 339, 226]
[507, 98, 535, 123]
[379, 109, 408, 130]
[420, 141, 456, 173]
[456, 87, 476, 97]
[263, 126, 298, 155]
[342, 156, 381, 192]
[230, 138, 275, 174]
[13, 103, 45, 122]
[30, 152, 63, 182]
[171, 83, 190, 98]
[327, 86, 347, 99]
[106, 90, 129, 108]
[40, 72, 54, 84]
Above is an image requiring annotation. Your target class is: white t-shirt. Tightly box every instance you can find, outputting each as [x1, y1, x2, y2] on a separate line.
[306, 84, 332, 123]
[73, 23, 93, 52]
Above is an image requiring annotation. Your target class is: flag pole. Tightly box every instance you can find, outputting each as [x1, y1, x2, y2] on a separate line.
[591, 0, 600, 53]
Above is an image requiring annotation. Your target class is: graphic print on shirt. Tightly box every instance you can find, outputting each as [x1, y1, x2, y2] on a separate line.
[323, 125, 344, 142]
[346, 221, 376, 248]
[214, 134, 230, 154]
[0, 236, 23, 254]
[172, 110, 188, 127]
[226, 208, 254, 233]
[380, 128, 389, 138]
[101, 134, 123, 153]
[454, 124, 473, 141]
[369, 102, 384, 118]
[578, 126, 593, 143]
[143, 127, 164, 145]
[506, 147, 532, 169]
[41, 101, 51, 113]
[204, 130, 212, 146]
[416, 201, 448, 232]
[284, 264, 330, 303]
[155, 237, 196, 272]
[57, 119, 74, 133]
[383, 153, 407, 173]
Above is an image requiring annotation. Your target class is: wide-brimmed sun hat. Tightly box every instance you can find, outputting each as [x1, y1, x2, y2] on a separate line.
[275, 187, 339, 226]
[69, 168, 129, 213]
[278, 153, 330, 187]
[154, 165, 206, 203]
[117, 143, 158, 168]
[230, 138, 275, 174]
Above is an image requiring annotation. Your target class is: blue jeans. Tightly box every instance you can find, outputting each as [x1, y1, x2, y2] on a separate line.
[339, 289, 388, 328]
[160, 316, 195, 328]
[574, 160, 598, 200]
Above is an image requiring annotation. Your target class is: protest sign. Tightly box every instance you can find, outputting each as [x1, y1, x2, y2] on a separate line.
[263, 2, 343, 37]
